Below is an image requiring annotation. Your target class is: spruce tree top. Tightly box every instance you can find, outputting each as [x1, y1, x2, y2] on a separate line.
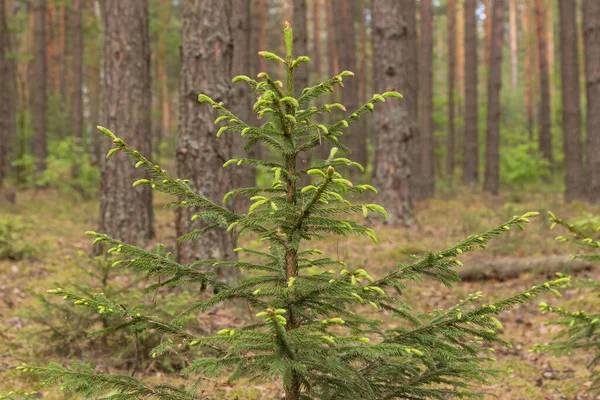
[20, 24, 570, 400]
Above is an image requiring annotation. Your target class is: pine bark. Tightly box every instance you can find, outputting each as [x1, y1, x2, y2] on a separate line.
[99, 0, 154, 246]
[312, 0, 322, 78]
[523, 0, 535, 139]
[483, 0, 506, 195]
[559, 0, 584, 201]
[419, 0, 434, 197]
[483, 0, 492, 69]
[325, 0, 339, 75]
[583, 0, 600, 202]
[535, 0, 552, 164]
[463, 0, 479, 185]
[254, 0, 268, 74]
[372, 0, 416, 225]
[32, 0, 47, 175]
[231, 0, 256, 214]
[293, 0, 308, 95]
[0, 0, 10, 187]
[447, 0, 456, 180]
[332, 0, 363, 169]
[177, 0, 236, 266]
[509, 0, 518, 89]
[71, 0, 83, 138]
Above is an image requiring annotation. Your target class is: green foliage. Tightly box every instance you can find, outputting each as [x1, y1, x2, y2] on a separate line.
[500, 142, 550, 186]
[0, 217, 38, 261]
[11, 137, 99, 196]
[533, 212, 600, 393]
[20, 27, 567, 399]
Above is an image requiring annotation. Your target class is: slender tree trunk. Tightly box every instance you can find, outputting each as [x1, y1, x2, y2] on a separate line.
[372, 0, 416, 226]
[419, 0, 434, 197]
[325, 0, 338, 75]
[463, 0, 479, 185]
[255, 0, 268, 74]
[456, 0, 465, 108]
[99, 0, 154, 246]
[231, 0, 256, 214]
[358, 0, 367, 103]
[559, 0, 584, 201]
[71, 0, 83, 138]
[483, 0, 492, 70]
[312, 0, 322, 79]
[32, 0, 47, 175]
[535, 0, 552, 164]
[177, 0, 236, 267]
[293, 0, 308, 95]
[332, 0, 362, 169]
[0, 0, 10, 187]
[509, 0, 518, 89]
[483, 0, 506, 195]
[546, 2, 555, 98]
[524, 0, 535, 139]
[447, 0, 456, 180]
[583, 0, 600, 202]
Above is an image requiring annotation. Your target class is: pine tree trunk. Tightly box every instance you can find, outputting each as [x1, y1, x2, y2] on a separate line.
[546, 2, 555, 99]
[372, 0, 416, 226]
[559, 0, 584, 202]
[483, 0, 505, 195]
[583, 0, 600, 202]
[71, 0, 83, 138]
[483, 0, 492, 70]
[447, 0, 456, 181]
[524, 0, 535, 139]
[99, 0, 154, 246]
[535, 0, 552, 164]
[312, 0, 322, 79]
[0, 0, 9, 187]
[456, 0, 465, 108]
[255, 0, 268, 74]
[463, 0, 479, 185]
[293, 0, 308, 95]
[332, 0, 363, 170]
[59, 2, 68, 104]
[509, 0, 518, 90]
[325, 0, 339, 75]
[419, 0, 434, 197]
[231, 0, 256, 214]
[32, 0, 47, 175]
[177, 0, 236, 267]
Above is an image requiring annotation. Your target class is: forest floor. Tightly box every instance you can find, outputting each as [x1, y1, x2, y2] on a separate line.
[0, 187, 599, 399]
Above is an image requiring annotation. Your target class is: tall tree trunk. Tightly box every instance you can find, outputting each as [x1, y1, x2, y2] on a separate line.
[583, 0, 600, 202]
[546, 2, 555, 98]
[32, 0, 47, 175]
[524, 0, 534, 139]
[254, 0, 268, 74]
[463, 0, 478, 185]
[0, 0, 10, 187]
[156, 0, 172, 157]
[535, 0, 552, 164]
[483, 0, 506, 195]
[419, 0, 434, 197]
[332, 0, 363, 169]
[99, 0, 154, 246]
[293, 0, 308, 95]
[325, 0, 339, 75]
[231, 0, 256, 214]
[59, 2, 68, 104]
[447, 0, 456, 180]
[509, 0, 518, 89]
[456, 0, 465, 107]
[71, 0, 83, 138]
[177, 0, 236, 266]
[372, 0, 416, 226]
[559, 0, 584, 201]
[483, 0, 492, 70]
[358, 0, 367, 103]
[312, 0, 322, 79]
